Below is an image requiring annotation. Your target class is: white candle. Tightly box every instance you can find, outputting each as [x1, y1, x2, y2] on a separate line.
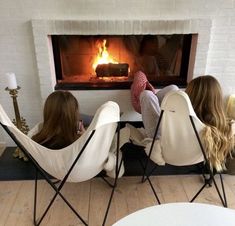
[6, 72, 17, 89]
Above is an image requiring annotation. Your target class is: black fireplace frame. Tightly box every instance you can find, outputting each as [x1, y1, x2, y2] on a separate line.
[52, 34, 197, 90]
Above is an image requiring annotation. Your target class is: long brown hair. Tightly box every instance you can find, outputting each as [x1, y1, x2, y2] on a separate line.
[32, 91, 80, 149]
[185, 75, 234, 171]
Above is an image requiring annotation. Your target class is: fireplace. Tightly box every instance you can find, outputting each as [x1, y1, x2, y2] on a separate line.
[31, 19, 211, 113]
[52, 34, 197, 90]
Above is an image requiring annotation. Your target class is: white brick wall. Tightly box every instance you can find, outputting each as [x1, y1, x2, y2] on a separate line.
[0, 0, 235, 146]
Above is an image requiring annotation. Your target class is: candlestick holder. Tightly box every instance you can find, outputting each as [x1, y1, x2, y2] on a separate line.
[5, 86, 29, 161]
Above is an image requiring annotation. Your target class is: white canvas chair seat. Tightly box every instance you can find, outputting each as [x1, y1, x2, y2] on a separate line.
[126, 90, 205, 166]
[226, 94, 235, 120]
[160, 90, 205, 166]
[0, 101, 119, 182]
[0, 101, 122, 226]
[142, 90, 227, 207]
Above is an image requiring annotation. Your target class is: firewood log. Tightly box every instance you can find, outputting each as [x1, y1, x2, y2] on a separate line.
[95, 63, 129, 77]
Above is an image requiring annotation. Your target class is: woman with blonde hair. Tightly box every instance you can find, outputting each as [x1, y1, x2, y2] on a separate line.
[32, 91, 83, 149]
[185, 75, 235, 171]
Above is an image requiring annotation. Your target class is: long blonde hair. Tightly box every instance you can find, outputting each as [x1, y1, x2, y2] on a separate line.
[185, 75, 234, 171]
[32, 91, 80, 149]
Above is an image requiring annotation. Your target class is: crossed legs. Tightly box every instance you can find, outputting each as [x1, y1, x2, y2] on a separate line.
[140, 85, 179, 138]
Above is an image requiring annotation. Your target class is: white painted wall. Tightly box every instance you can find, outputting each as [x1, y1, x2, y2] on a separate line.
[0, 0, 235, 146]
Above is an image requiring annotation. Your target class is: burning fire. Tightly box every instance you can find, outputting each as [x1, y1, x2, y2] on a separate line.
[92, 39, 118, 70]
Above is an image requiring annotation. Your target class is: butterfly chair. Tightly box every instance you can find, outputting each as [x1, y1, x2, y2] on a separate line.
[142, 90, 227, 207]
[0, 101, 122, 226]
[226, 94, 235, 120]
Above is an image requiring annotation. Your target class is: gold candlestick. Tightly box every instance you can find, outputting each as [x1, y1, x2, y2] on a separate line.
[5, 86, 29, 161]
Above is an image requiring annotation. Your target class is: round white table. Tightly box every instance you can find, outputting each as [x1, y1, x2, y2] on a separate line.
[112, 203, 235, 226]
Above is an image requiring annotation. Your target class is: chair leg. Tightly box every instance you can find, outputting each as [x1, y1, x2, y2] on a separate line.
[190, 182, 208, 203]
[35, 189, 58, 226]
[146, 175, 161, 204]
[37, 184, 88, 226]
[211, 174, 227, 207]
[203, 174, 212, 187]
[190, 172, 213, 202]
[33, 168, 38, 226]
[189, 117, 228, 207]
[219, 174, 227, 207]
[190, 173, 227, 207]
[140, 159, 161, 204]
[141, 155, 159, 183]
[140, 160, 157, 183]
[33, 170, 88, 226]
[101, 175, 115, 188]
[102, 157, 123, 226]
[102, 180, 117, 226]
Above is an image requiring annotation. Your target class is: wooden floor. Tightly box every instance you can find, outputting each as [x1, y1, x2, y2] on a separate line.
[0, 175, 235, 226]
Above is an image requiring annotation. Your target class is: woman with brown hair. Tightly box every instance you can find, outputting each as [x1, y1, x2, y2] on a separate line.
[32, 91, 84, 149]
[185, 75, 235, 171]
[31, 90, 129, 178]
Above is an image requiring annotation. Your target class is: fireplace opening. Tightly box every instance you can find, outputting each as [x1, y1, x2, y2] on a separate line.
[52, 34, 197, 90]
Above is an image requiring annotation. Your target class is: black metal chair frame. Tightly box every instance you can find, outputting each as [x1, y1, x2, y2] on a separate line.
[0, 122, 122, 226]
[142, 110, 227, 207]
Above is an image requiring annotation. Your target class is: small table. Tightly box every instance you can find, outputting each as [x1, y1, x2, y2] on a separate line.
[112, 202, 235, 226]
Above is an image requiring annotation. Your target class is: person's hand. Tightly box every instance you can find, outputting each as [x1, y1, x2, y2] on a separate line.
[78, 120, 85, 135]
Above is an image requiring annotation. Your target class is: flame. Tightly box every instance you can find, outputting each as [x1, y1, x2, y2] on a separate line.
[92, 39, 118, 70]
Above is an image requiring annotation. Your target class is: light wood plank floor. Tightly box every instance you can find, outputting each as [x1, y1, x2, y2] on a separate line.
[0, 175, 235, 226]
